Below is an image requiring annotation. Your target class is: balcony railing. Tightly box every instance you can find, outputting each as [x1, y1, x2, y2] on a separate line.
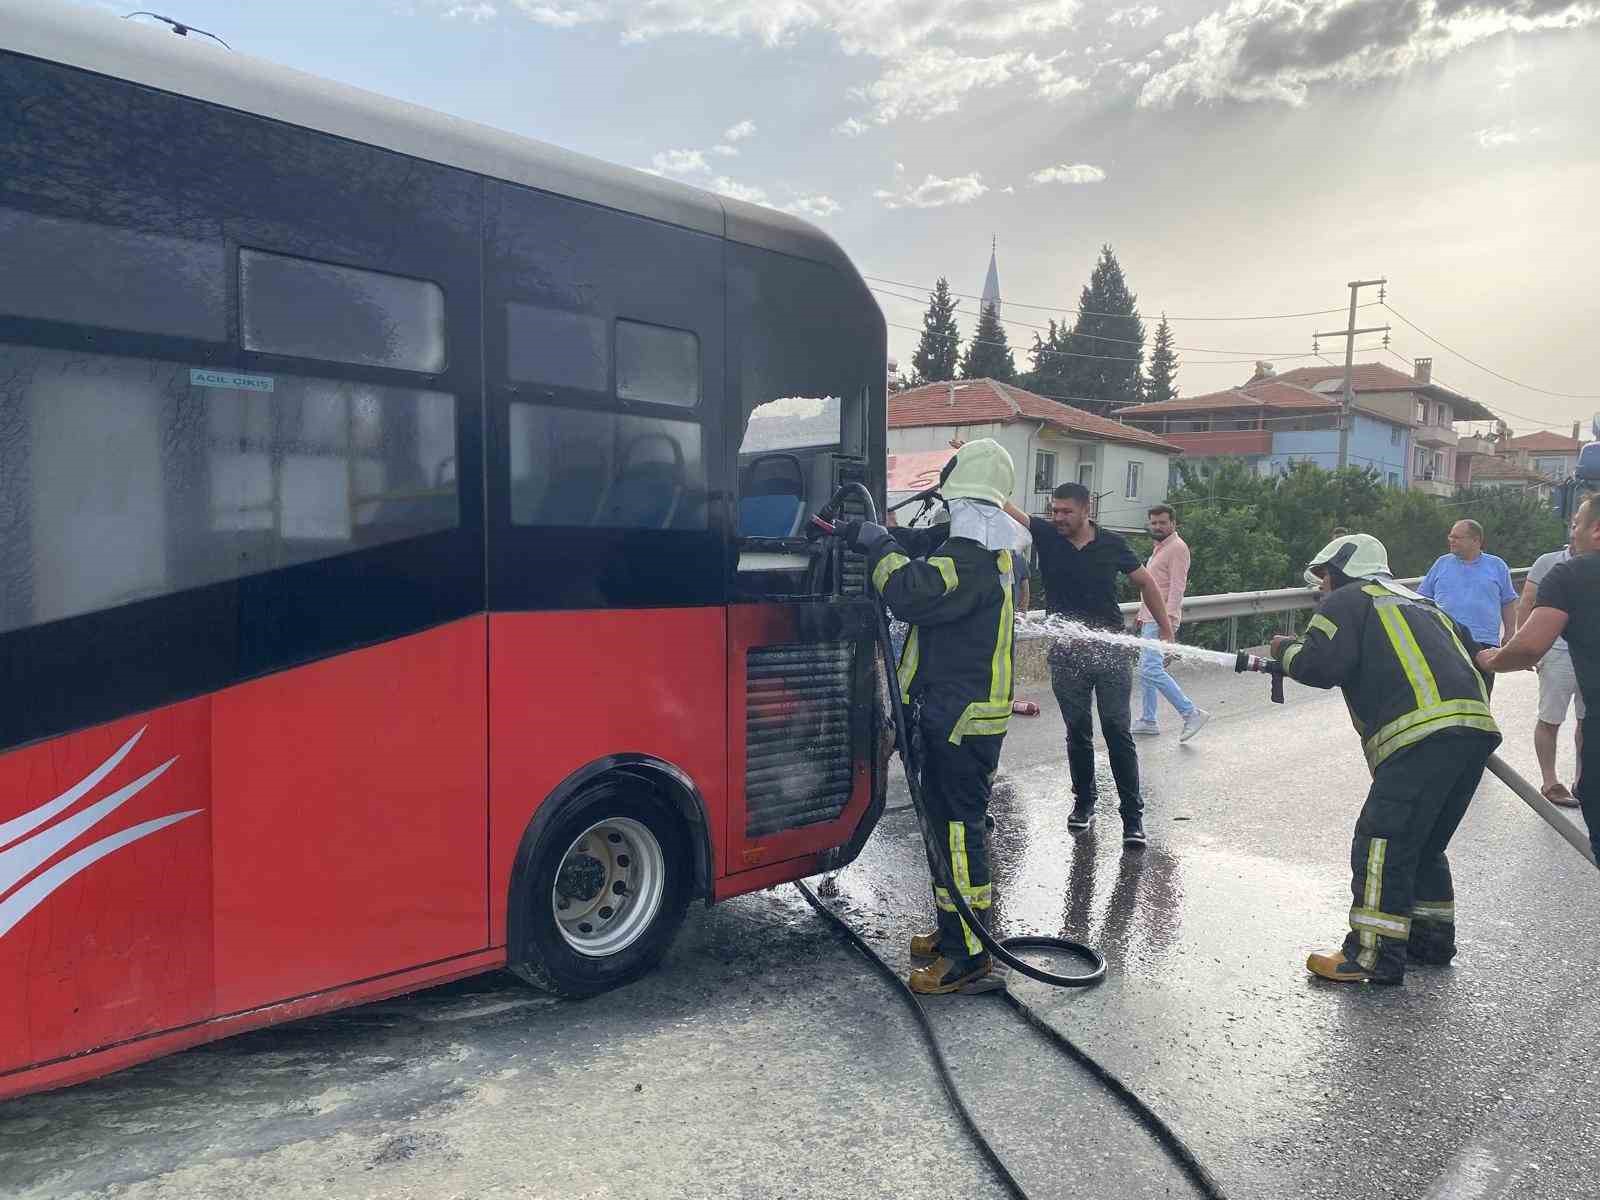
[1415, 425, 1459, 448]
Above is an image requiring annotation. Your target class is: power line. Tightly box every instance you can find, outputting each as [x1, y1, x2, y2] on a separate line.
[870, 286, 1318, 359]
[1384, 303, 1600, 401]
[1380, 347, 1574, 432]
[866, 272, 1383, 322]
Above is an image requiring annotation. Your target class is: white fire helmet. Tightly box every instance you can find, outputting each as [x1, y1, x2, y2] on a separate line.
[1303, 533, 1392, 588]
[941, 438, 1016, 509]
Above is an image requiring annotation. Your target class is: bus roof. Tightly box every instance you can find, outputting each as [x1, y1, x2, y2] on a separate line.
[0, 0, 859, 277]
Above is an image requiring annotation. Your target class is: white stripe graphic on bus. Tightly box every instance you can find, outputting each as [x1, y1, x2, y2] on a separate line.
[0, 728, 200, 941]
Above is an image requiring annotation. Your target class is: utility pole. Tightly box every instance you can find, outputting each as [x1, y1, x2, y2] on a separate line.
[1313, 279, 1389, 470]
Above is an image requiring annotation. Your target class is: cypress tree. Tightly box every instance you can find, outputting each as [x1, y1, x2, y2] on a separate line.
[911, 277, 961, 383]
[960, 302, 1016, 382]
[1144, 314, 1179, 405]
[1063, 245, 1144, 411]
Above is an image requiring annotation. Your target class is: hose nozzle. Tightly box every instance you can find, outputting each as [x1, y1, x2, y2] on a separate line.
[1234, 652, 1285, 703]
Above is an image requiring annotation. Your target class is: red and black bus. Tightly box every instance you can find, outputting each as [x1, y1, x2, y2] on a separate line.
[0, 2, 887, 1099]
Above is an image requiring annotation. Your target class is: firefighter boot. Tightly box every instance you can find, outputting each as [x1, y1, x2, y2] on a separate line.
[1306, 949, 1403, 985]
[1406, 922, 1457, 966]
[909, 954, 1000, 995]
[909, 931, 942, 959]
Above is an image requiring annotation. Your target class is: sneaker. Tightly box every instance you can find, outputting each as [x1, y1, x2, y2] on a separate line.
[1123, 816, 1147, 848]
[1131, 720, 1161, 737]
[1179, 708, 1211, 743]
[1067, 800, 1095, 831]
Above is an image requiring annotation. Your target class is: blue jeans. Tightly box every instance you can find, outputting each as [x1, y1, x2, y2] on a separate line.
[1139, 621, 1196, 724]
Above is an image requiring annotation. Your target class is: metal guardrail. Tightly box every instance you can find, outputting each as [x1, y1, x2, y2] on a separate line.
[1114, 568, 1531, 652]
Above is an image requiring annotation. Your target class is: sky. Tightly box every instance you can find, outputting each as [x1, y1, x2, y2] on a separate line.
[75, 0, 1600, 435]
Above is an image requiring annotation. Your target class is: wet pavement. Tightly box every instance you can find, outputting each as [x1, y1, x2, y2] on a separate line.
[3, 666, 1596, 1200]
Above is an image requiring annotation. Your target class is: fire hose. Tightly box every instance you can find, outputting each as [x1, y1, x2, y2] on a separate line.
[1237, 649, 1597, 870]
[797, 483, 1230, 1200]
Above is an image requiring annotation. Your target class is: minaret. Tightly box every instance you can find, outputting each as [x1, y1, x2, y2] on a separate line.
[981, 236, 1001, 319]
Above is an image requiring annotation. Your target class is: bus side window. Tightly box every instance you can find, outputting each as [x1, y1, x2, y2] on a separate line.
[507, 404, 705, 531]
[0, 343, 459, 636]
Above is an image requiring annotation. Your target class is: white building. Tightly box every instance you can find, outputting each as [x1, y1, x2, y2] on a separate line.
[886, 378, 1182, 532]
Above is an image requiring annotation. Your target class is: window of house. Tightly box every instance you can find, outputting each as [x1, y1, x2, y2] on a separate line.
[240, 249, 447, 373]
[1077, 463, 1094, 489]
[1391, 425, 1402, 445]
[1125, 461, 1142, 500]
[616, 320, 699, 408]
[1034, 450, 1057, 493]
[1388, 472, 1400, 488]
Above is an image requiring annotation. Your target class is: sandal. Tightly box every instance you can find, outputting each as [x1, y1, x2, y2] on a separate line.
[1542, 782, 1580, 809]
[1012, 701, 1041, 716]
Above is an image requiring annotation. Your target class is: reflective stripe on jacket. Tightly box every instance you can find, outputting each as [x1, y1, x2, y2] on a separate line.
[1280, 579, 1501, 771]
[868, 526, 1015, 745]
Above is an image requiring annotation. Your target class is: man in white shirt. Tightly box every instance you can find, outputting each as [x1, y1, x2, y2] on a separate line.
[1520, 514, 1585, 806]
[1131, 504, 1209, 742]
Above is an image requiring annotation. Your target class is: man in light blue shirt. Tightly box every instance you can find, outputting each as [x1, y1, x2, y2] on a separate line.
[1419, 520, 1519, 683]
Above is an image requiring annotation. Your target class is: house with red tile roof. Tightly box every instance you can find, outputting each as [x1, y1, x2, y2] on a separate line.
[1504, 429, 1585, 481]
[886, 378, 1181, 531]
[1119, 358, 1497, 494]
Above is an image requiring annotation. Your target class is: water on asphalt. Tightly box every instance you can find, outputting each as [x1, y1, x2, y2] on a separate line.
[2, 667, 1595, 1200]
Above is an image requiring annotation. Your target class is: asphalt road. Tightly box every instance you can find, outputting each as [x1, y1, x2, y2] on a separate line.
[3, 665, 1595, 1200]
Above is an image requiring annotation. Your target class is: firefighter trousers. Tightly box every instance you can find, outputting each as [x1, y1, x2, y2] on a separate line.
[912, 711, 1003, 962]
[1343, 728, 1498, 980]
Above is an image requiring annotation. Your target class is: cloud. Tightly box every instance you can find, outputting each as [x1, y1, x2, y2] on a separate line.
[712, 144, 739, 156]
[876, 172, 989, 209]
[1108, 4, 1162, 26]
[1140, 0, 1600, 109]
[836, 116, 872, 136]
[650, 148, 710, 175]
[723, 119, 757, 142]
[847, 46, 1086, 126]
[482, 2, 1085, 123]
[1475, 122, 1542, 145]
[785, 194, 843, 217]
[1030, 162, 1107, 183]
[711, 176, 769, 204]
[443, 2, 498, 19]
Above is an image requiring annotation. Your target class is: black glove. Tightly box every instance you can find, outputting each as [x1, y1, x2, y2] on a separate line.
[833, 519, 891, 554]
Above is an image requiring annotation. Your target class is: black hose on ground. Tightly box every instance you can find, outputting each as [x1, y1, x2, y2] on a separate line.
[797, 482, 1229, 1200]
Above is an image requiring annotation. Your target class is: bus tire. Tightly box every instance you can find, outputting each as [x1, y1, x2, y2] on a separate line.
[507, 780, 692, 998]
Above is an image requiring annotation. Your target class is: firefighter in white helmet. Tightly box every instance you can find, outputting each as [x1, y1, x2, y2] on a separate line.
[1270, 533, 1501, 984]
[835, 439, 1026, 994]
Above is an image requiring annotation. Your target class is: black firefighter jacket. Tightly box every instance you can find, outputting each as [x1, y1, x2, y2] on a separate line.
[867, 526, 1015, 746]
[1276, 577, 1501, 772]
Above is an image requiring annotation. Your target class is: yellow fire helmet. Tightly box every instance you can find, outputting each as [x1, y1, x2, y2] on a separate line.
[940, 438, 1015, 508]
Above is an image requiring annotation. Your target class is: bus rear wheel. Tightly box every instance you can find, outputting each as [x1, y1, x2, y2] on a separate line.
[508, 782, 691, 998]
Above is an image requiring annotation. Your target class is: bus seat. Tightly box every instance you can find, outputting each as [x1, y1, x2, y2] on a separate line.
[739, 453, 805, 539]
[604, 433, 684, 528]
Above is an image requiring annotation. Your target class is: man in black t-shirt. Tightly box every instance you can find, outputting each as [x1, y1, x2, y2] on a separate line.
[1477, 493, 1600, 860]
[1004, 484, 1175, 845]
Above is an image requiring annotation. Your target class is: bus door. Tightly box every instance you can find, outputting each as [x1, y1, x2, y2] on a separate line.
[723, 245, 887, 878]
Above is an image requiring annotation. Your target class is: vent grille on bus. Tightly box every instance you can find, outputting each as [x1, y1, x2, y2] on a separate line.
[745, 642, 856, 838]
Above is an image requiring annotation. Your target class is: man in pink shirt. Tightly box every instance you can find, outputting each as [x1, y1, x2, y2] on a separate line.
[1131, 505, 1210, 742]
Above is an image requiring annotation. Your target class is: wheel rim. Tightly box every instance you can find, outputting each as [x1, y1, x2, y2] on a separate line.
[551, 816, 666, 958]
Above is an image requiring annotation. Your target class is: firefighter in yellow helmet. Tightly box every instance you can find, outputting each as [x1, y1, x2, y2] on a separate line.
[1270, 533, 1501, 984]
[835, 439, 1026, 994]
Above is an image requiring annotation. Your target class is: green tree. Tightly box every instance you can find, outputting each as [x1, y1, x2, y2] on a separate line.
[1368, 488, 1452, 578]
[1465, 488, 1566, 567]
[1020, 318, 1072, 400]
[1144, 314, 1179, 405]
[960, 302, 1016, 382]
[1063, 245, 1144, 411]
[911, 277, 961, 384]
[1271, 463, 1385, 581]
